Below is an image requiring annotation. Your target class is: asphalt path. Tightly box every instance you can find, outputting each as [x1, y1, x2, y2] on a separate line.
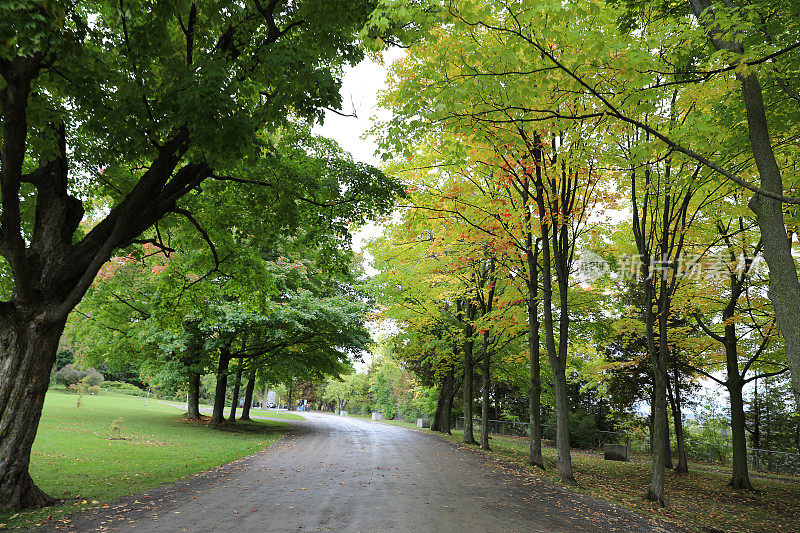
[46, 412, 673, 533]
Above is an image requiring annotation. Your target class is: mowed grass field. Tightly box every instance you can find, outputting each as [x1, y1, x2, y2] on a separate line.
[0, 390, 289, 530]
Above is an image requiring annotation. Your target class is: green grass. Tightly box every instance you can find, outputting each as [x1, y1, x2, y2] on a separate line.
[433, 430, 800, 533]
[343, 412, 419, 428]
[0, 390, 288, 530]
[246, 410, 306, 420]
[159, 400, 307, 421]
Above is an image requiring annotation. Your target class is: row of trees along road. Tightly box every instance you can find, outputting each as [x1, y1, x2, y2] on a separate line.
[364, 0, 799, 505]
[0, 2, 403, 511]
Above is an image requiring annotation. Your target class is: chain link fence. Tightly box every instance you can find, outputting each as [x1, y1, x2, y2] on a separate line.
[454, 417, 800, 476]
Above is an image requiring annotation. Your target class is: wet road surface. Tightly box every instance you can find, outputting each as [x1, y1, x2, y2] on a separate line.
[47, 412, 672, 532]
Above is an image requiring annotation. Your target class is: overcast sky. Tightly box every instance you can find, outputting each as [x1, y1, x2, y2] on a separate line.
[313, 49, 405, 263]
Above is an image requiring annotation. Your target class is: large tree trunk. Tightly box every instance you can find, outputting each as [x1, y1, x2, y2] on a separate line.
[432, 365, 459, 434]
[646, 299, 669, 505]
[211, 349, 231, 424]
[441, 378, 460, 434]
[228, 360, 243, 422]
[240, 367, 257, 421]
[0, 319, 65, 510]
[186, 372, 201, 420]
[689, 0, 800, 411]
[539, 226, 575, 484]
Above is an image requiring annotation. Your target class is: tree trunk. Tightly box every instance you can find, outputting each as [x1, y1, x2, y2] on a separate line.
[646, 314, 669, 505]
[0, 319, 65, 510]
[688, 0, 800, 411]
[664, 380, 673, 470]
[228, 360, 243, 422]
[211, 349, 231, 424]
[186, 372, 201, 420]
[669, 369, 688, 473]
[462, 300, 478, 445]
[663, 410, 673, 470]
[480, 336, 491, 451]
[240, 367, 256, 421]
[433, 365, 459, 434]
[441, 379, 460, 434]
[728, 377, 753, 490]
[527, 244, 544, 469]
[539, 223, 575, 484]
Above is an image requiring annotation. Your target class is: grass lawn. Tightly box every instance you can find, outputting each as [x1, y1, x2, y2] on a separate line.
[159, 400, 307, 421]
[435, 430, 800, 533]
[246, 409, 306, 420]
[0, 390, 288, 530]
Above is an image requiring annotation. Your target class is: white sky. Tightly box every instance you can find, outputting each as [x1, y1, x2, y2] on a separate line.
[313, 49, 405, 260]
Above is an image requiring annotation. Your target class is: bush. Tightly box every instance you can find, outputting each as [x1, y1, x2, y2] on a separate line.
[82, 367, 105, 387]
[54, 364, 105, 388]
[54, 364, 82, 387]
[103, 381, 147, 397]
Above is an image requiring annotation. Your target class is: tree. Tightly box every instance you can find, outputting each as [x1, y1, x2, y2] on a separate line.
[0, 0, 394, 509]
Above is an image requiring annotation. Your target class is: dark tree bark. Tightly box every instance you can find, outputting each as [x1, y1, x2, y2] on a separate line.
[240, 367, 257, 421]
[667, 369, 688, 473]
[432, 364, 460, 434]
[663, 402, 673, 470]
[480, 337, 492, 451]
[477, 256, 496, 452]
[228, 359, 244, 422]
[729, 375, 752, 489]
[460, 298, 478, 445]
[211, 348, 232, 424]
[532, 138, 576, 485]
[526, 238, 544, 469]
[0, 319, 65, 510]
[186, 372, 201, 420]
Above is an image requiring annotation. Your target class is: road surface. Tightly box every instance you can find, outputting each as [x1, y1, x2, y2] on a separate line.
[46, 412, 672, 532]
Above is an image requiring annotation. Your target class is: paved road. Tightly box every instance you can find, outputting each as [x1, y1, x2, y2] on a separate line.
[48, 412, 671, 533]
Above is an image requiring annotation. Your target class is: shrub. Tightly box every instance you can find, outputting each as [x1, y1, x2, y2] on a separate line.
[103, 381, 148, 397]
[82, 367, 104, 387]
[54, 364, 82, 387]
[54, 364, 105, 388]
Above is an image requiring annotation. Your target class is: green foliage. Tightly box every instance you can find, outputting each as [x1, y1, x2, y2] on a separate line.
[102, 381, 147, 397]
[54, 349, 74, 371]
[371, 372, 395, 419]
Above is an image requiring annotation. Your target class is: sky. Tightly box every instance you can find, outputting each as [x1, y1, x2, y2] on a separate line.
[312, 49, 406, 261]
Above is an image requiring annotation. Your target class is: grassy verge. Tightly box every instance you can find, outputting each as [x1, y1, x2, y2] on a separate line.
[0, 390, 288, 530]
[158, 400, 306, 421]
[430, 429, 800, 533]
[341, 412, 419, 429]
